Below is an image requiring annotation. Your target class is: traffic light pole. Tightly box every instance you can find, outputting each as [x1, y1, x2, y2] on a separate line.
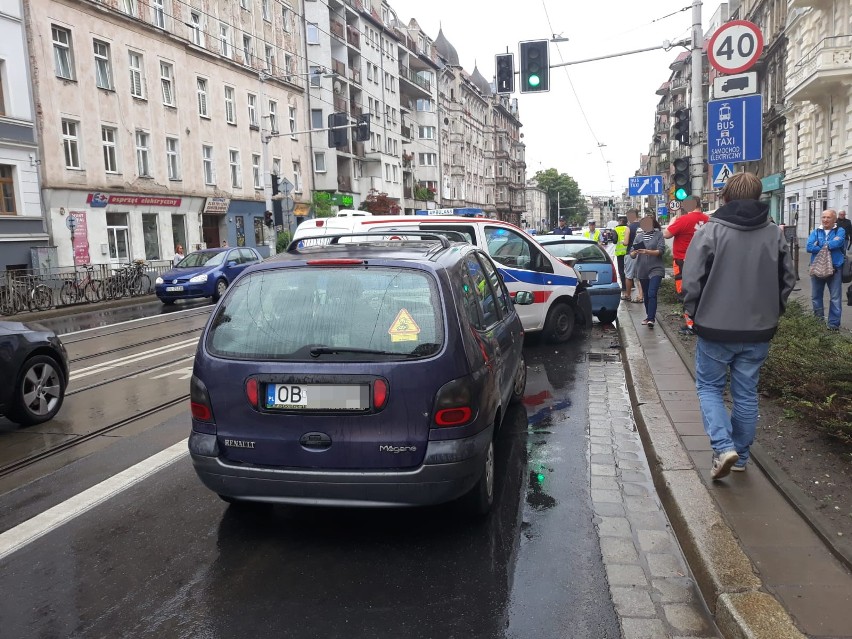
[689, 0, 704, 199]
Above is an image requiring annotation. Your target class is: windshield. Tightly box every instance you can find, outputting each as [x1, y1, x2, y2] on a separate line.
[541, 241, 609, 263]
[177, 251, 226, 268]
[207, 267, 445, 360]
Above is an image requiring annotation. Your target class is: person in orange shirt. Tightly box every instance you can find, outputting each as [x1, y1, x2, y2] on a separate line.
[664, 197, 709, 334]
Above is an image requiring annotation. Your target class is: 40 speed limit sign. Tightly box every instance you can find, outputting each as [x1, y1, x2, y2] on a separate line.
[707, 20, 764, 75]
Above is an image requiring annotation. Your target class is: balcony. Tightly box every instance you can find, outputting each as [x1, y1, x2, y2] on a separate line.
[656, 103, 669, 114]
[789, 0, 832, 8]
[332, 58, 346, 78]
[403, 186, 413, 199]
[352, 141, 365, 158]
[670, 77, 688, 93]
[350, 103, 361, 117]
[334, 95, 347, 112]
[349, 67, 361, 85]
[398, 65, 431, 98]
[338, 175, 353, 192]
[347, 26, 361, 50]
[400, 124, 412, 140]
[787, 35, 852, 102]
[330, 19, 346, 42]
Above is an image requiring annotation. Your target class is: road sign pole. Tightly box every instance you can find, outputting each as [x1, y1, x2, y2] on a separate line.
[690, 0, 704, 199]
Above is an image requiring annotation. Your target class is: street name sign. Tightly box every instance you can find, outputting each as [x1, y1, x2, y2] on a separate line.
[707, 95, 763, 164]
[712, 163, 736, 188]
[707, 20, 764, 74]
[712, 72, 758, 99]
[628, 175, 664, 196]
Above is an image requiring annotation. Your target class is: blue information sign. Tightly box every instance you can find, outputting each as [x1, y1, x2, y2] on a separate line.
[707, 95, 763, 164]
[628, 175, 664, 196]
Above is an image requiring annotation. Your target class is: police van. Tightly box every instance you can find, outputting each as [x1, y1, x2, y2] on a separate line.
[292, 211, 593, 342]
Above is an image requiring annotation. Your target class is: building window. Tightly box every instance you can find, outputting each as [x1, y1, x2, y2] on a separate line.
[293, 161, 302, 192]
[102, 126, 118, 173]
[202, 145, 214, 184]
[415, 99, 431, 112]
[311, 108, 323, 129]
[224, 86, 236, 124]
[128, 51, 145, 98]
[229, 149, 241, 188]
[265, 45, 275, 72]
[289, 106, 297, 136]
[418, 125, 435, 140]
[262, 0, 271, 21]
[93, 40, 113, 89]
[121, 0, 137, 16]
[307, 23, 319, 44]
[247, 93, 258, 126]
[106, 212, 130, 261]
[252, 153, 262, 188]
[160, 61, 175, 106]
[314, 152, 326, 172]
[240, 0, 250, 9]
[151, 0, 165, 29]
[166, 136, 180, 180]
[242, 34, 253, 65]
[220, 24, 232, 58]
[268, 100, 278, 132]
[142, 213, 161, 260]
[281, 5, 292, 31]
[309, 66, 321, 88]
[62, 119, 81, 169]
[135, 130, 150, 176]
[189, 11, 202, 46]
[284, 53, 294, 81]
[0, 165, 16, 214]
[392, 165, 398, 182]
[272, 157, 281, 176]
[197, 77, 209, 117]
[418, 153, 437, 166]
[52, 26, 74, 79]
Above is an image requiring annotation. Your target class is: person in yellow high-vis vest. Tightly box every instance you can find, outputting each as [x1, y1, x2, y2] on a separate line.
[582, 220, 602, 243]
[614, 216, 629, 297]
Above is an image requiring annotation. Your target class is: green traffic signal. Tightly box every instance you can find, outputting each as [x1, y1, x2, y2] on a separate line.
[528, 75, 540, 88]
[675, 188, 689, 201]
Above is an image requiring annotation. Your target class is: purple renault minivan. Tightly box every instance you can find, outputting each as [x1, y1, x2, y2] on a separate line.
[188, 235, 531, 514]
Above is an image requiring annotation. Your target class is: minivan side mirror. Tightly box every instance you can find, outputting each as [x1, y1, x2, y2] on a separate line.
[514, 290, 535, 305]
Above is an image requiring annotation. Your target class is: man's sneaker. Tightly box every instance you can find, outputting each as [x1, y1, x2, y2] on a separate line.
[711, 450, 739, 480]
[731, 463, 747, 472]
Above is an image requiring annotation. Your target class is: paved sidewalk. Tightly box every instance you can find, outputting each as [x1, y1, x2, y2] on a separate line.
[619, 302, 852, 639]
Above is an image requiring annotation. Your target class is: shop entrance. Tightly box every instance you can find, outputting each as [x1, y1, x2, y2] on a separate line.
[202, 215, 222, 249]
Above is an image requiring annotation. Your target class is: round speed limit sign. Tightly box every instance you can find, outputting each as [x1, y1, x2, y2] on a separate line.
[707, 20, 764, 74]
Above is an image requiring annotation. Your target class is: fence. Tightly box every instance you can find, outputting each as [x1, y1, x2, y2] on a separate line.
[0, 260, 174, 317]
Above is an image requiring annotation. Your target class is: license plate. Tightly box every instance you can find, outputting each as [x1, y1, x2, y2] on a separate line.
[265, 384, 369, 410]
[166, 286, 184, 292]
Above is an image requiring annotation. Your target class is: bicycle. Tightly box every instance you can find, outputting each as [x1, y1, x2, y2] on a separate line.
[103, 261, 151, 299]
[0, 274, 52, 315]
[60, 264, 103, 305]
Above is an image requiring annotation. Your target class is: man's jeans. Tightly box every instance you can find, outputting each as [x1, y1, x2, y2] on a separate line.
[695, 338, 770, 465]
[811, 269, 842, 328]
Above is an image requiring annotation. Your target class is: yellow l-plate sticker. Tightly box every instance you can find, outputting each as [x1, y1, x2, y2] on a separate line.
[388, 309, 421, 342]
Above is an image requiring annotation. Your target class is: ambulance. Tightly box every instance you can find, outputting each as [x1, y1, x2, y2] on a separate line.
[291, 211, 593, 342]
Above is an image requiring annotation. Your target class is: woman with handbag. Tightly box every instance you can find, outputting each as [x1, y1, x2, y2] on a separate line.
[806, 209, 846, 330]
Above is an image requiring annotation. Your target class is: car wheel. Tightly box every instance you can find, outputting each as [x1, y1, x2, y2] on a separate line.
[510, 354, 526, 404]
[212, 278, 227, 302]
[597, 310, 618, 325]
[543, 302, 575, 343]
[463, 439, 494, 516]
[10, 354, 66, 426]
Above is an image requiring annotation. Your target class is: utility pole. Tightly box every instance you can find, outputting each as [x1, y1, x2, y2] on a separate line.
[259, 71, 275, 257]
[690, 0, 704, 198]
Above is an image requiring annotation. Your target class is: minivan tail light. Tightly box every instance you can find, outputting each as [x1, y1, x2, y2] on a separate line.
[432, 376, 475, 427]
[190, 375, 215, 429]
[373, 379, 388, 409]
[245, 378, 258, 407]
[435, 407, 473, 426]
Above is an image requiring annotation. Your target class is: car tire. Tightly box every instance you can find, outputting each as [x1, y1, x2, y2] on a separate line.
[462, 439, 494, 516]
[510, 354, 526, 404]
[212, 278, 227, 302]
[543, 302, 575, 343]
[597, 310, 618, 325]
[10, 354, 66, 426]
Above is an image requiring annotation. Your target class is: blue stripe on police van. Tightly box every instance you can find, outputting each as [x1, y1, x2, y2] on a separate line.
[498, 267, 578, 288]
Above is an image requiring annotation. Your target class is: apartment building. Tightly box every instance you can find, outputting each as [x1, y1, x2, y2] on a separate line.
[489, 93, 526, 226]
[783, 0, 852, 239]
[524, 179, 548, 232]
[25, 0, 310, 268]
[0, 0, 49, 271]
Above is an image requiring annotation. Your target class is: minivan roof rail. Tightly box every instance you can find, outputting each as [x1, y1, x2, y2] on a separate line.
[286, 232, 452, 253]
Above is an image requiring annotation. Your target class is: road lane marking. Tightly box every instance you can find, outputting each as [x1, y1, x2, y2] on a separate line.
[69, 337, 198, 381]
[60, 307, 207, 337]
[0, 440, 189, 562]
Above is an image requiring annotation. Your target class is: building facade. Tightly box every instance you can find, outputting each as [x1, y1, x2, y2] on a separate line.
[524, 179, 548, 232]
[25, 0, 310, 268]
[0, 0, 49, 271]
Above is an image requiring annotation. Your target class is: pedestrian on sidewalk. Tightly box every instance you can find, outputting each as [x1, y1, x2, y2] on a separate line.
[682, 172, 795, 480]
[173, 244, 184, 266]
[664, 197, 708, 334]
[623, 209, 643, 303]
[837, 210, 851, 250]
[614, 215, 629, 296]
[806, 209, 846, 329]
[630, 215, 665, 329]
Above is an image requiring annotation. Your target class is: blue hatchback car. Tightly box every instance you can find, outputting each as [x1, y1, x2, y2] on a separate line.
[155, 247, 261, 304]
[188, 235, 532, 514]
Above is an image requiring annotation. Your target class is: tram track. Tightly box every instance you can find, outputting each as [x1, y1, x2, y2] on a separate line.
[60, 308, 211, 346]
[68, 329, 203, 364]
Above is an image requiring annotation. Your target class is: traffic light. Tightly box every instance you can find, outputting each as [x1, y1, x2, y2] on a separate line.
[673, 108, 690, 145]
[271, 174, 283, 227]
[673, 157, 691, 201]
[328, 111, 349, 149]
[263, 210, 273, 228]
[495, 53, 515, 94]
[519, 40, 549, 93]
[355, 113, 371, 142]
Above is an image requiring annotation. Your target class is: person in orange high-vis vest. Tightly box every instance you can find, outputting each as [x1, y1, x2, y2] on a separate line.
[664, 197, 708, 333]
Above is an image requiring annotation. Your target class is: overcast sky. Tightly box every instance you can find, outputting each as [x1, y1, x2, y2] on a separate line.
[390, 0, 724, 198]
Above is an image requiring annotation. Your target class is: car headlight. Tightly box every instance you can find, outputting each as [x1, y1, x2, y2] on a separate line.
[155, 276, 164, 284]
[189, 274, 208, 283]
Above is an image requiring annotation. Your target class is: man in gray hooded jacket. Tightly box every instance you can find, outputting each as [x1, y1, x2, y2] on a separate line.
[682, 173, 796, 480]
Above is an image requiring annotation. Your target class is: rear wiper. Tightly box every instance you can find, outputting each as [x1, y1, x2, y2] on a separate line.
[309, 346, 403, 358]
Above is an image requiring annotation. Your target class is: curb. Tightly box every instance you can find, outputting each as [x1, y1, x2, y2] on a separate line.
[618, 305, 806, 639]
[6, 296, 169, 324]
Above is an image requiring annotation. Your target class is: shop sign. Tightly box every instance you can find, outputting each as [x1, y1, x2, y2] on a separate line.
[70, 210, 90, 265]
[761, 173, 783, 193]
[86, 193, 182, 207]
[203, 197, 231, 214]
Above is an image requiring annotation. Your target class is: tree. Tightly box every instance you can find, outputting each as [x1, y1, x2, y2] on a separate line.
[359, 189, 401, 215]
[533, 168, 588, 226]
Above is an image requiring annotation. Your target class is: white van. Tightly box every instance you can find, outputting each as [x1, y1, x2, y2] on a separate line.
[292, 214, 593, 342]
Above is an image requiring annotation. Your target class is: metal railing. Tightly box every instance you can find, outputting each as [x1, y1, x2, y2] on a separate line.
[398, 65, 431, 92]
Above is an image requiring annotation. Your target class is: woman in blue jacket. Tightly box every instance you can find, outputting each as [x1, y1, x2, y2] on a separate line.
[806, 209, 846, 330]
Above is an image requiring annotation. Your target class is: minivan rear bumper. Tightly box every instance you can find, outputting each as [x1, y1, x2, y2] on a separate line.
[189, 426, 492, 507]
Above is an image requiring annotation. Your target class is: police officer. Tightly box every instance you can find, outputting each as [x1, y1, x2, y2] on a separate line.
[614, 216, 629, 295]
[552, 217, 572, 236]
[582, 219, 601, 243]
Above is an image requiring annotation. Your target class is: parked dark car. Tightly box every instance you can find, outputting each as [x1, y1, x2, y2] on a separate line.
[154, 247, 262, 304]
[0, 321, 69, 426]
[189, 234, 532, 514]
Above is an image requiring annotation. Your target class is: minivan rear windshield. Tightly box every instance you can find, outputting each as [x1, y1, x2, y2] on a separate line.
[207, 267, 445, 360]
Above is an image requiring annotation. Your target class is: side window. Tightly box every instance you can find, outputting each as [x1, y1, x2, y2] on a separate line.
[458, 264, 484, 330]
[239, 248, 256, 263]
[476, 253, 510, 317]
[464, 255, 499, 328]
[226, 250, 239, 264]
[485, 226, 531, 270]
